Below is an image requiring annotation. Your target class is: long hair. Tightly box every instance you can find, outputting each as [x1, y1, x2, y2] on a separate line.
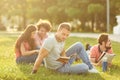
[15, 24, 36, 51]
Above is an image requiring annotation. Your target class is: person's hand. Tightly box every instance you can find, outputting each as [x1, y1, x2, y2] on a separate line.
[56, 57, 70, 64]
[108, 62, 112, 67]
[35, 50, 39, 53]
[60, 59, 69, 64]
[31, 70, 37, 74]
[91, 61, 101, 66]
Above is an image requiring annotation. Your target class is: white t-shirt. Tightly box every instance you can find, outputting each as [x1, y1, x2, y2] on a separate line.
[42, 35, 64, 70]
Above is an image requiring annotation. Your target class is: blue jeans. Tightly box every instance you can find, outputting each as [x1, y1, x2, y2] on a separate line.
[57, 42, 93, 74]
[16, 53, 38, 64]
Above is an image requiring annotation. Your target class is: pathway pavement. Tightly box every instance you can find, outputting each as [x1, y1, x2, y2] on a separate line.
[70, 33, 120, 42]
[0, 31, 120, 42]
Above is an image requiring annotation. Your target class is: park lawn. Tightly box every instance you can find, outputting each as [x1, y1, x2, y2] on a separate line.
[0, 34, 120, 80]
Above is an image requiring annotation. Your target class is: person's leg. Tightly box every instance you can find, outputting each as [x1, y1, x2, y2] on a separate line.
[57, 63, 88, 74]
[57, 42, 98, 74]
[65, 42, 93, 69]
[57, 55, 89, 74]
[16, 54, 38, 64]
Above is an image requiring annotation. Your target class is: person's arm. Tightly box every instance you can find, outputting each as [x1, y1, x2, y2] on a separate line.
[89, 46, 101, 66]
[90, 57, 96, 63]
[31, 48, 49, 74]
[20, 42, 39, 56]
[58, 49, 70, 64]
[90, 57, 101, 66]
[60, 49, 66, 57]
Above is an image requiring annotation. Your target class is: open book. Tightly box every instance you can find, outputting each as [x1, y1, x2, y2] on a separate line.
[56, 57, 70, 63]
[97, 52, 116, 63]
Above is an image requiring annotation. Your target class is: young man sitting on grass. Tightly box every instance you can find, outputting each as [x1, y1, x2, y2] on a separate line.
[32, 22, 98, 74]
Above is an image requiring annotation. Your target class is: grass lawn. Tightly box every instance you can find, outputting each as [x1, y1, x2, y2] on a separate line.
[0, 33, 120, 80]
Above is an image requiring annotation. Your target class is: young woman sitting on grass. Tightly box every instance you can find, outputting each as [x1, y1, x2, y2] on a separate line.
[15, 24, 39, 64]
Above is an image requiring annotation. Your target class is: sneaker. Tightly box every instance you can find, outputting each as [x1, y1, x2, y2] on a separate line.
[85, 43, 92, 51]
[88, 68, 99, 73]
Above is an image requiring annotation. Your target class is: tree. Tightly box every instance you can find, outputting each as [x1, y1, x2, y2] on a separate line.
[88, 3, 104, 32]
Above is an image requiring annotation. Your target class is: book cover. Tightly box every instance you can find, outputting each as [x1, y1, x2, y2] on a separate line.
[56, 57, 70, 63]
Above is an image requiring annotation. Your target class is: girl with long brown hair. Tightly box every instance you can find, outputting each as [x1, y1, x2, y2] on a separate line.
[15, 24, 39, 64]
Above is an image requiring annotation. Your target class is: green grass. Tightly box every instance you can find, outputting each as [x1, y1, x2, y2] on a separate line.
[0, 34, 120, 80]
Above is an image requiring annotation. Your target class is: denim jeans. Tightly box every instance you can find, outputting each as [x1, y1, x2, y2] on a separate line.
[16, 53, 38, 64]
[57, 42, 93, 74]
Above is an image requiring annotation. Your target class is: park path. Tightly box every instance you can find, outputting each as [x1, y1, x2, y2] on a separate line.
[70, 33, 120, 43]
[0, 31, 120, 42]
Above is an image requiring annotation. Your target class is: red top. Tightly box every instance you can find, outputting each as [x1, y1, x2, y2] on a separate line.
[90, 45, 113, 62]
[15, 41, 31, 58]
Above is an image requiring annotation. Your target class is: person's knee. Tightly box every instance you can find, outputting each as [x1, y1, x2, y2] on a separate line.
[76, 42, 83, 46]
[82, 63, 89, 71]
[74, 42, 84, 49]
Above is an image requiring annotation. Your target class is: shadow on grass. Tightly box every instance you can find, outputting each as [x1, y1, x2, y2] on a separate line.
[36, 69, 105, 80]
[16, 64, 105, 80]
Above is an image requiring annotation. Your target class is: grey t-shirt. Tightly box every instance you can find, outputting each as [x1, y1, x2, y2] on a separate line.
[42, 35, 64, 70]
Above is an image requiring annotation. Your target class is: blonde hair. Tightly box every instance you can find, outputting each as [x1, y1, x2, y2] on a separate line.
[58, 22, 71, 31]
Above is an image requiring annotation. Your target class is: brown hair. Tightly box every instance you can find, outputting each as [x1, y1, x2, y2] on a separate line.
[36, 19, 52, 32]
[58, 22, 71, 31]
[97, 33, 109, 45]
[15, 24, 36, 50]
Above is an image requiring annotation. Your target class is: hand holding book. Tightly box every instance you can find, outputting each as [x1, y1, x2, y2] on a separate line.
[97, 52, 116, 63]
[56, 56, 70, 64]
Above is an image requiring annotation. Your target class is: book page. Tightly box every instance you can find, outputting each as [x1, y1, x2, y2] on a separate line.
[97, 52, 116, 63]
[102, 53, 116, 63]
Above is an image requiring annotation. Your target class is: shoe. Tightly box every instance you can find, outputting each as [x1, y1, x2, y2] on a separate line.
[85, 43, 92, 51]
[88, 68, 99, 73]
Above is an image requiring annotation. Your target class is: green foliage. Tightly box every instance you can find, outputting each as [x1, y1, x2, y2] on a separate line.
[88, 4, 104, 14]
[0, 34, 120, 80]
[0, 0, 120, 32]
[65, 8, 80, 18]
